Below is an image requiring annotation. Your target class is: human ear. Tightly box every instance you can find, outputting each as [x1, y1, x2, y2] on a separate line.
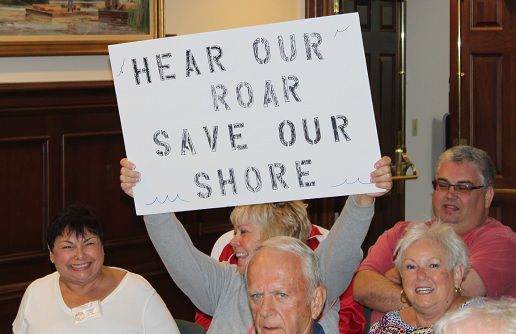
[310, 285, 327, 320]
[484, 187, 494, 208]
[49, 247, 55, 264]
[453, 264, 465, 288]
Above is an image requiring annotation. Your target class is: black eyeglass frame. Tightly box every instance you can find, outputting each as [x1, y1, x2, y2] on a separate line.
[431, 180, 486, 193]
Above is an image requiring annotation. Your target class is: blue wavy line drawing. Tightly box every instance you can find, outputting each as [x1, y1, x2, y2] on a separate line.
[334, 25, 350, 38]
[117, 59, 126, 77]
[331, 177, 372, 187]
[145, 194, 190, 206]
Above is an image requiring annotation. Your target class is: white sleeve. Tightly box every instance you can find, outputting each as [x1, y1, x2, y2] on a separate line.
[12, 285, 30, 334]
[142, 291, 180, 334]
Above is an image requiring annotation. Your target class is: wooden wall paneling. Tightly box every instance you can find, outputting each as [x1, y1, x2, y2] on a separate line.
[379, 54, 396, 145]
[61, 131, 146, 240]
[0, 137, 49, 256]
[0, 81, 254, 330]
[0, 82, 172, 331]
[355, 0, 372, 31]
[0, 113, 53, 331]
[491, 194, 516, 231]
[471, 0, 503, 29]
[380, 1, 395, 31]
[469, 55, 502, 168]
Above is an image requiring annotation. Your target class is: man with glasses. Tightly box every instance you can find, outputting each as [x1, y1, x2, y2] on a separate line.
[353, 145, 516, 325]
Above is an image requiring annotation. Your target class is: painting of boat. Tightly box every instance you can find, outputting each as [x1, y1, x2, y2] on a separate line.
[25, 4, 97, 18]
[0, 0, 161, 56]
[0, 0, 152, 36]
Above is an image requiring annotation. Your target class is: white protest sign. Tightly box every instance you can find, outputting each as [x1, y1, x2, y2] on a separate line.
[109, 13, 382, 215]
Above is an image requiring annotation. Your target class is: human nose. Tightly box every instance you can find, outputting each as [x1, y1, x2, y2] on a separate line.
[444, 185, 459, 197]
[230, 233, 240, 247]
[74, 245, 85, 259]
[416, 267, 427, 279]
[259, 295, 275, 318]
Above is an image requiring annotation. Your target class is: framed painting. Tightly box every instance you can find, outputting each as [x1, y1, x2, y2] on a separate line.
[0, 0, 164, 56]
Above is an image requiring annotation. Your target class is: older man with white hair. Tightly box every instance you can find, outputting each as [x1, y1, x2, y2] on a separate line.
[246, 236, 327, 334]
[433, 297, 516, 334]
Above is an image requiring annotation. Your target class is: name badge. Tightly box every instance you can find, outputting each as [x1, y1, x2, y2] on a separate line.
[72, 300, 102, 324]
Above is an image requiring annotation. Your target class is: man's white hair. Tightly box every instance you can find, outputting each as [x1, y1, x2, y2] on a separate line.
[434, 297, 516, 333]
[245, 236, 321, 299]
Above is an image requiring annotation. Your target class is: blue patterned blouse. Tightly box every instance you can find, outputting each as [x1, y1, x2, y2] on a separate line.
[368, 297, 485, 334]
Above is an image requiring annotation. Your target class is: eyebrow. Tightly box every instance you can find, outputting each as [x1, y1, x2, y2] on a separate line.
[59, 236, 97, 243]
[436, 177, 474, 184]
[403, 256, 442, 262]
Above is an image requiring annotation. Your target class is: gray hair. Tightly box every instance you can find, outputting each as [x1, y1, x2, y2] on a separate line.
[434, 297, 516, 333]
[435, 145, 496, 187]
[245, 236, 321, 299]
[394, 222, 470, 274]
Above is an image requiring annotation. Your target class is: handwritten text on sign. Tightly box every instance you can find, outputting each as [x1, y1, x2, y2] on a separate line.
[109, 13, 381, 215]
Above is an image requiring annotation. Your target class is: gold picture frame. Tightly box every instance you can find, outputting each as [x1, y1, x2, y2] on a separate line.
[0, 0, 164, 57]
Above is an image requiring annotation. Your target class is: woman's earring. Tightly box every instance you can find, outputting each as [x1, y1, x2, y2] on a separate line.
[455, 287, 463, 295]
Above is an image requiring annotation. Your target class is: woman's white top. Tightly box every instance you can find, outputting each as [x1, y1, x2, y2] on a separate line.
[12, 269, 180, 334]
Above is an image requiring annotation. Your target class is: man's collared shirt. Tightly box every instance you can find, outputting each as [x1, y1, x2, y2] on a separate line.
[314, 322, 325, 334]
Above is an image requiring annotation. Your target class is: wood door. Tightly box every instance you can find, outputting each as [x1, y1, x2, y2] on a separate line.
[450, 0, 516, 232]
[306, 0, 405, 251]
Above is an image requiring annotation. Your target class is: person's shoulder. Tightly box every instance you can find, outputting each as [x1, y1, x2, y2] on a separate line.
[112, 268, 156, 294]
[470, 217, 516, 239]
[28, 271, 59, 289]
[484, 217, 515, 232]
[393, 220, 414, 229]
[21, 271, 59, 300]
[380, 220, 414, 238]
[123, 270, 150, 284]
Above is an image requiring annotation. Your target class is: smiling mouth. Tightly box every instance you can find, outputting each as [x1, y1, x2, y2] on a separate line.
[235, 252, 248, 259]
[70, 263, 90, 270]
[415, 287, 434, 294]
[442, 204, 460, 214]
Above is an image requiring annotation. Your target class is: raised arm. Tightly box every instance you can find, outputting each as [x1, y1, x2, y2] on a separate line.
[317, 156, 392, 306]
[119, 158, 240, 316]
[144, 212, 235, 314]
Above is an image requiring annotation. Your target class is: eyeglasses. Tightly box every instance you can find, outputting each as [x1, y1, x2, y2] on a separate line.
[432, 180, 485, 193]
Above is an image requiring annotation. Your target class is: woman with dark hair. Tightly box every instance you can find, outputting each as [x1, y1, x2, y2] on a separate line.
[13, 205, 180, 334]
